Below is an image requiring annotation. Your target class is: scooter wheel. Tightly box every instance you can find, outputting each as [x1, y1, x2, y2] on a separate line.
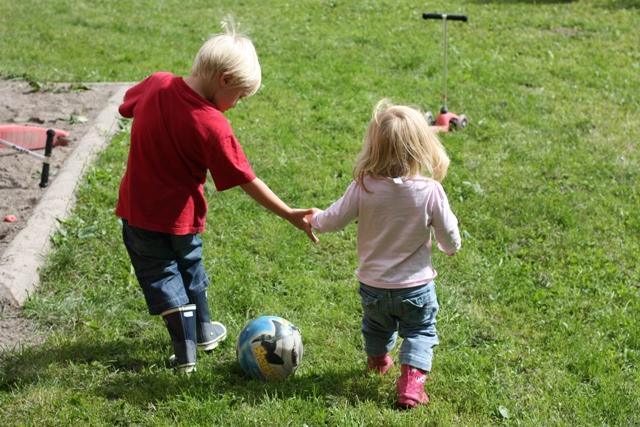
[425, 111, 435, 126]
[459, 115, 469, 129]
[449, 118, 458, 131]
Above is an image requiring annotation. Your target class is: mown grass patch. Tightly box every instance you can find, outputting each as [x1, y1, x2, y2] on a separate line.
[1, 0, 638, 425]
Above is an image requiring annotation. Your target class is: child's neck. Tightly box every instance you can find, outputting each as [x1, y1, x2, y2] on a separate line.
[184, 75, 215, 102]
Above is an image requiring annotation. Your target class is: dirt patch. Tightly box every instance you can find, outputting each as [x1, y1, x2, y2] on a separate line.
[0, 78, 121, 351]
[0, 304, 48, 351]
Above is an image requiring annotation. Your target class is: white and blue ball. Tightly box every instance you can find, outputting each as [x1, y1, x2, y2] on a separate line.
[236, 316, 303, 381]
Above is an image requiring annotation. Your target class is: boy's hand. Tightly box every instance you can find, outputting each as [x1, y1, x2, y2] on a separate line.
[289, 208, 319, 243]
[239, 178, 318, 243]
[304, 207, 322, 224]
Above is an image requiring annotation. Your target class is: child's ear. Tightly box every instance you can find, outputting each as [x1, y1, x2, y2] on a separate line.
[219, 71, 234, 87]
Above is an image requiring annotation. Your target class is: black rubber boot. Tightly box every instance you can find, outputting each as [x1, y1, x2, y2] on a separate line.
[161, 304, 197, 373]
[189, 290, 227, 352]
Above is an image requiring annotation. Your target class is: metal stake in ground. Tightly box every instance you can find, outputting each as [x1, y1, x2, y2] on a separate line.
[39, 129, 55, 188]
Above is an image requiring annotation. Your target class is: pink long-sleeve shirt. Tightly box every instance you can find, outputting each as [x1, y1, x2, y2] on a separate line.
[311, 176, 461, 289]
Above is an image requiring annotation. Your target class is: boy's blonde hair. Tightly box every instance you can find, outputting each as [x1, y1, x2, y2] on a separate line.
[354, 99, 450, 185]
[191, 17, 261, 96]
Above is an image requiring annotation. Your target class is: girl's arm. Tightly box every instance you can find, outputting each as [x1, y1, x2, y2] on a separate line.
[429, 183, 461, 256]
[309, 181, 359, 233]
[240, 177, 318, 243]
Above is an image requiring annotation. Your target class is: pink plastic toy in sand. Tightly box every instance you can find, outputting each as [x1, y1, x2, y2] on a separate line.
[0, 124, 70, 150]
[0, 125, 70, 187]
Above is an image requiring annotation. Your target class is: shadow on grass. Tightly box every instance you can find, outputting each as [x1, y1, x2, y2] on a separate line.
[0, 336, 392, 407]
[0, 335, 157, 390]
[97, 358, 391, 407]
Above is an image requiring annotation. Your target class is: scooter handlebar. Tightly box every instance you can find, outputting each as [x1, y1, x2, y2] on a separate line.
[423, 13, 468, 22]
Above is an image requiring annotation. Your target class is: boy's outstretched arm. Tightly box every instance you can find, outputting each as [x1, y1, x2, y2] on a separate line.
[240, 177, 318, 243]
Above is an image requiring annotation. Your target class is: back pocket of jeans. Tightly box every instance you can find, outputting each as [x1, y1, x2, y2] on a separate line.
[401, 294, 437, 324]
[359, 288, 379, 312]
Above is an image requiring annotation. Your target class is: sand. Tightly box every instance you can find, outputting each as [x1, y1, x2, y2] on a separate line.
[0, 79, 121, 350]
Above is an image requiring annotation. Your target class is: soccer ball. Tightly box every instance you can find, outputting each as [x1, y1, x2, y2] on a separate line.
[236, 315, 303, 381]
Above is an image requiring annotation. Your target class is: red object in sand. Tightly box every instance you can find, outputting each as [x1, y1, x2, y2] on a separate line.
[4, 214, 17, 223]
[0, 124, 70, 150]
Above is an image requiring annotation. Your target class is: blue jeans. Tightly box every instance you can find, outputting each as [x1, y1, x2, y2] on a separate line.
[122, 220, 209, 315]
[359, 281, 439, 372]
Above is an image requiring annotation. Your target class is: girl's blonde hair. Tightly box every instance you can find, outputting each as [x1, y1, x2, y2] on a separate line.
[191, 17, 262, 96]
[354, 99, 450, 185]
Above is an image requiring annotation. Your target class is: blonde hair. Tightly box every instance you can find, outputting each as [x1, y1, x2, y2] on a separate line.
[191, 17, 261, 96]
[354, 99, 450, 185]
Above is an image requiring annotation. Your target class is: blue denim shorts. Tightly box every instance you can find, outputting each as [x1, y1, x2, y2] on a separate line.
[122, 220, 209, 315]
[359, 281, 439, 372]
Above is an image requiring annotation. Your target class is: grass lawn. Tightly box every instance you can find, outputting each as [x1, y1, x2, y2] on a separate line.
[1, 0, 639, 425]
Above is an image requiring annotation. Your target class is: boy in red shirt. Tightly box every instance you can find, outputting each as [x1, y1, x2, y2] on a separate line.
[116, 20, 316, 373]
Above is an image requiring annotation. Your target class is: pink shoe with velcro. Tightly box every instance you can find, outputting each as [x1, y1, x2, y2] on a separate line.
[396, 364, 429, 409]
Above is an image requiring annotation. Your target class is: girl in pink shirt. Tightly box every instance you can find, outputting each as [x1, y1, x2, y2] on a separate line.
[308, 100, 461, 409]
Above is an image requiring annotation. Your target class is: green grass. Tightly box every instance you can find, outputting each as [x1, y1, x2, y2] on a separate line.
[1, 0, 639, 425]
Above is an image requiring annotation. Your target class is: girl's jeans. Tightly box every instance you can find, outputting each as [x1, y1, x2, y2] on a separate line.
[359, 281, 439, 372]
[122, 219, 209, 315]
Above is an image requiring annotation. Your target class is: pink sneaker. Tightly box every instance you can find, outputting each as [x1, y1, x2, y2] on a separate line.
[367, 353, 393, 374]
[396, 364, 429, 409]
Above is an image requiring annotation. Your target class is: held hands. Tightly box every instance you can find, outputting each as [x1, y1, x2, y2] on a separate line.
[239, 178, 319, 243]
[304, 207, 322, 224]
[288, 208, 319, 243]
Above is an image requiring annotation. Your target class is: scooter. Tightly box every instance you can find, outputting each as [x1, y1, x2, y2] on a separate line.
[422, 12, 469, 133]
